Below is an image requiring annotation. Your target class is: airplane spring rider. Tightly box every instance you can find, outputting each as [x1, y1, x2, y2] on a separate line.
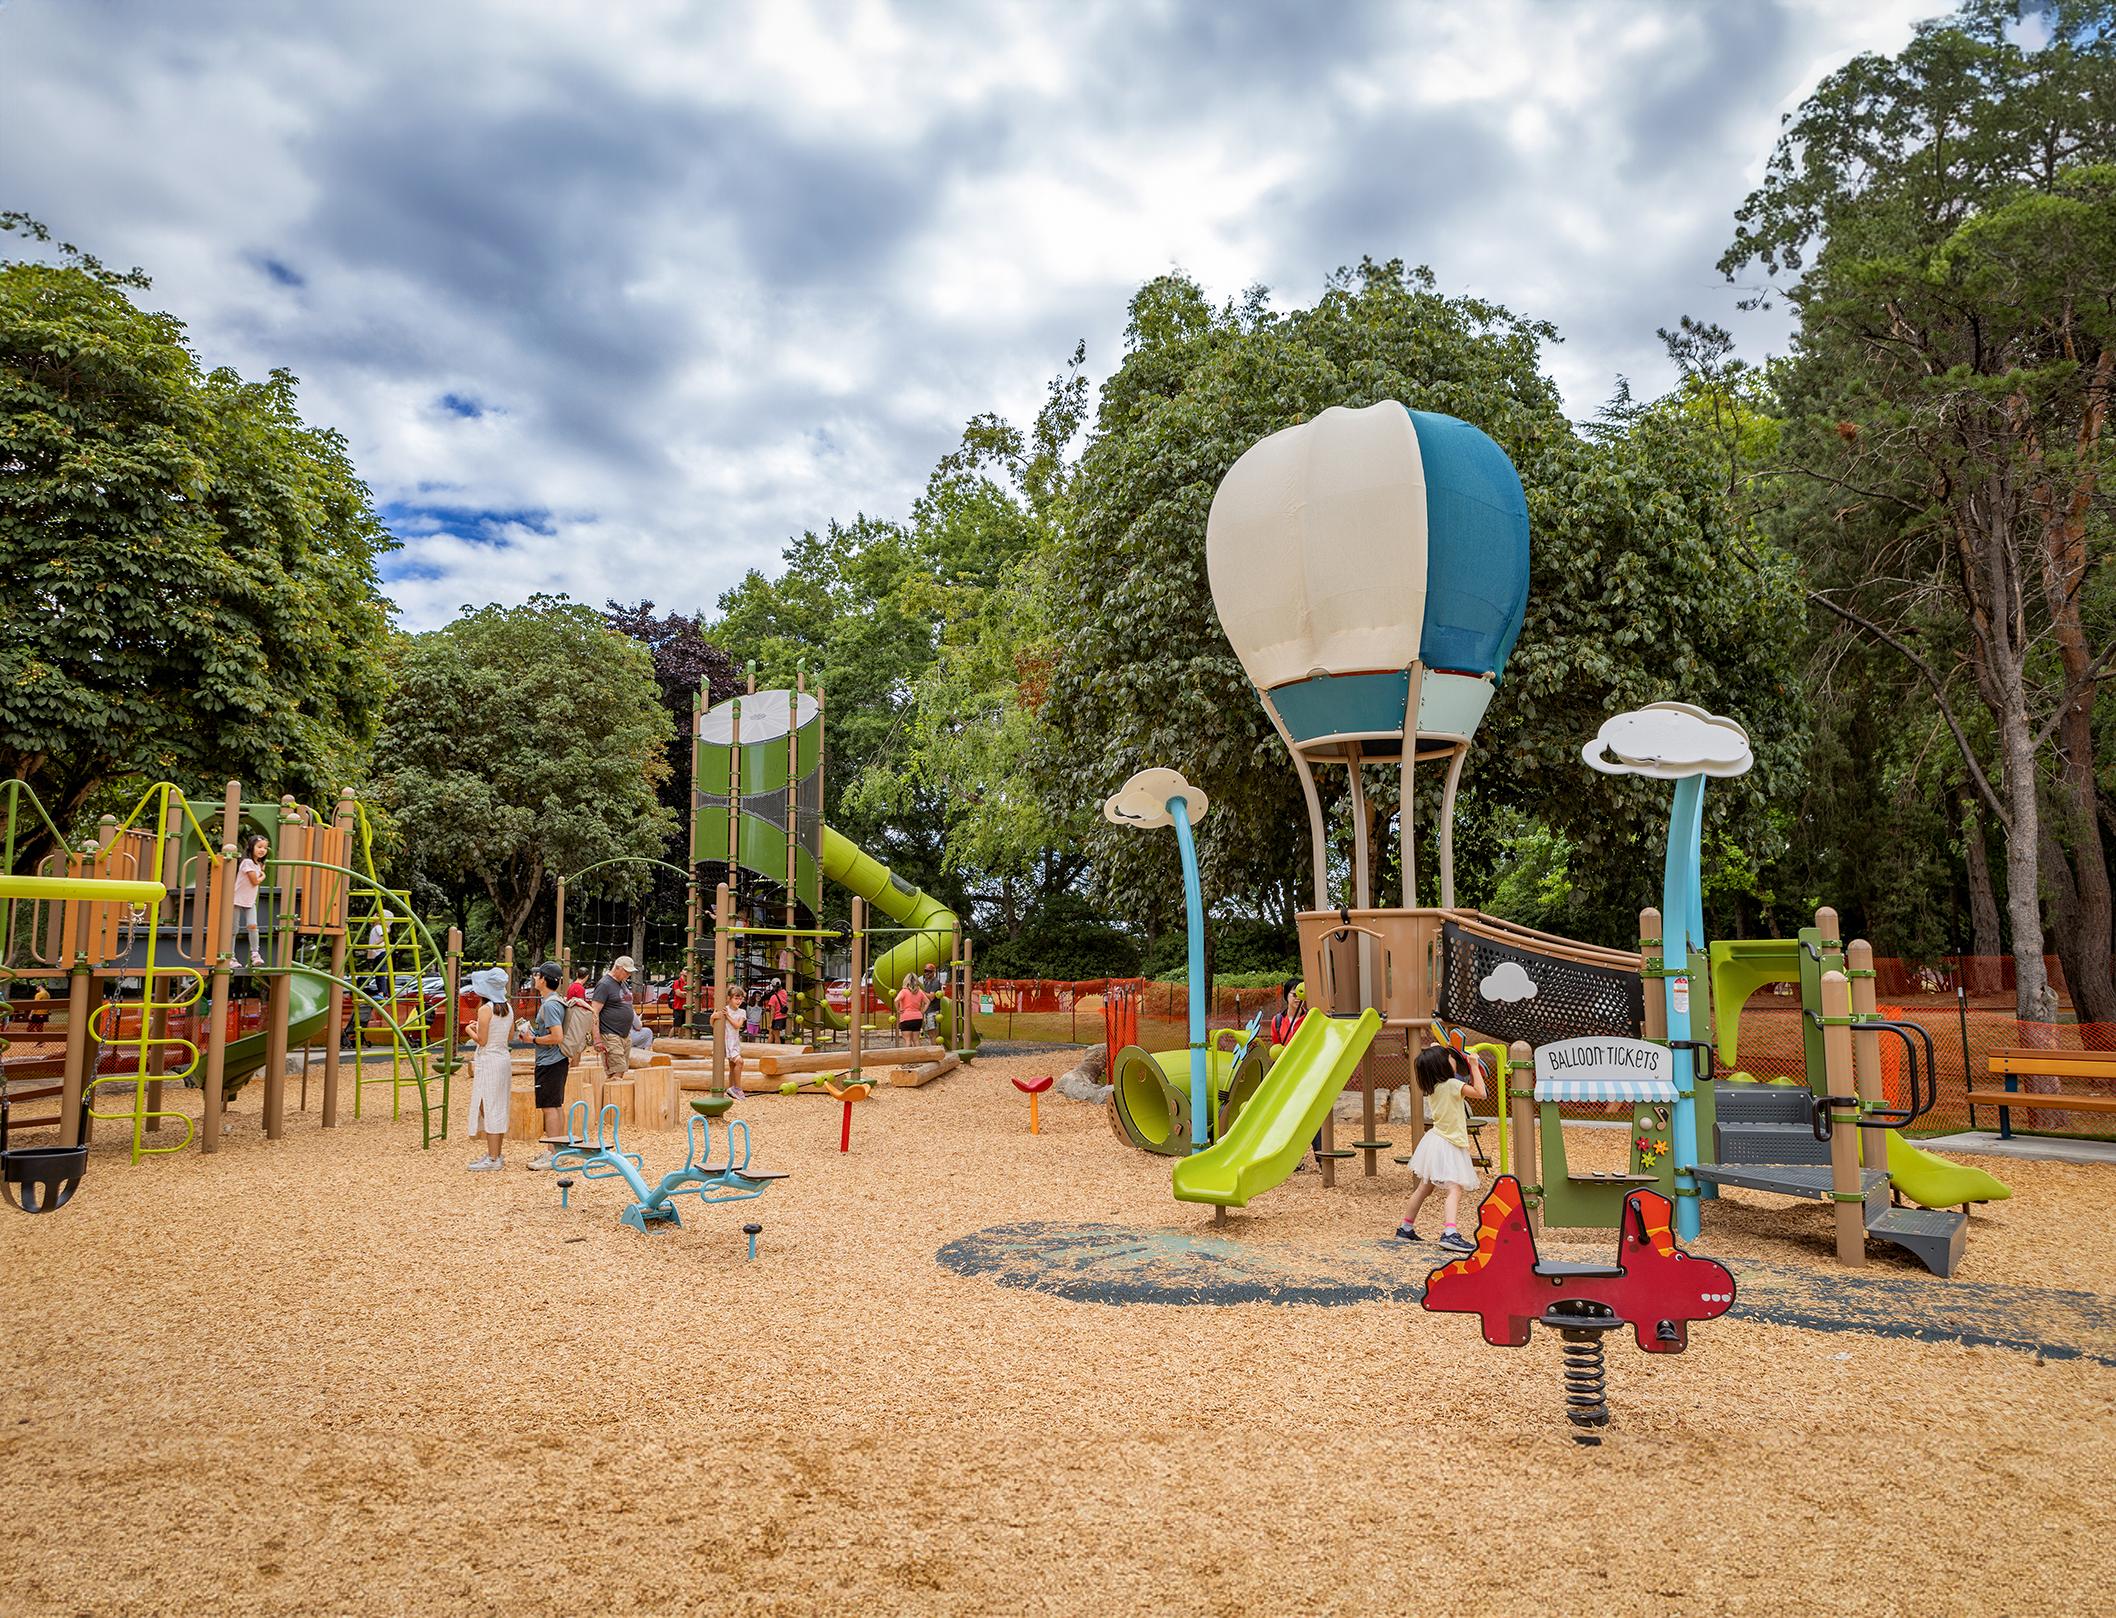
[1422, 1175, 1735, 1445]
[551, 1100, 787, 1234]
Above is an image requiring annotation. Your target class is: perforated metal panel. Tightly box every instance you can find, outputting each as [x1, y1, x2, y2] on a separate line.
[1438, 920, 1643, 1046]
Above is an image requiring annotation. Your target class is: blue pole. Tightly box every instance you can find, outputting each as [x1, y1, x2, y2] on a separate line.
[1168, 796, 1209, 1151]
[1663, 773, 1707, 1239]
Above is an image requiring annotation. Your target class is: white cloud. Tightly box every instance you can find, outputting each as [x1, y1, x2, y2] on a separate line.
[0, 0, 1937, 628]
[1479, 961, 1540, 1004]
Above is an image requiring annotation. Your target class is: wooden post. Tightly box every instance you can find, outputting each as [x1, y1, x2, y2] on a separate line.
[261, 795, 294, 1140]
[1847, 939, 1889, 1178]
[1821, 968, 1865, 1265]
[848, 897, 865, 1084]
[711, 881, 732, 1095]
[202, 780, 243, 1150]
[686, 685, 703, 1034]
[554, 877, 568, 988]
[1509, 1039, 1538, 1236]
[322, 789, 353, 1127]
[1400, 1026, 1425, 1155]
[1639, 908, 1667, 1044]
[1360, 1051, 1379, 1177]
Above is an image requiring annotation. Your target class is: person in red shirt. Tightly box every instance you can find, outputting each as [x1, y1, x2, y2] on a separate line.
[1270, 979, 1307, 1046]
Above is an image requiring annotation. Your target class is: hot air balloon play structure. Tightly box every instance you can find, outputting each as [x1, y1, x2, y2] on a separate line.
[1115, 400, 1990, 1277]
[1147, 400, 1650, 1211]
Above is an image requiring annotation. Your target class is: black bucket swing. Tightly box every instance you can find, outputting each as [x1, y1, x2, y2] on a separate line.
[1, 1081, 87, 1214]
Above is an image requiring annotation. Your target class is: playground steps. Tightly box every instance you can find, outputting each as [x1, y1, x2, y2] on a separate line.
[1699, 1082, 1967, 1278]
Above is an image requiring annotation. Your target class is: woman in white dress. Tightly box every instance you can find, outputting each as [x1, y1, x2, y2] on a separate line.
[465, 966, 514, 1171]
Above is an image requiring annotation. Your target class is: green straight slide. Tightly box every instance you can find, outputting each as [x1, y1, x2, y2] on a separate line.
[217, 966, 335, 1095]
[1172, 1007, 1382, 1208]
[818, 826, 968, 1045]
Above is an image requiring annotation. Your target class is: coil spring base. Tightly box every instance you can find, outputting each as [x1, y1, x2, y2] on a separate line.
[1540, 1303, 1617, 1446]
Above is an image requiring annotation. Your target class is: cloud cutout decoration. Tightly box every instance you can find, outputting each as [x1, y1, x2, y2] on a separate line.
[1102, 767, 1209, 831]
[1479, 961, 1540, 1003]
[1581, 701, 1753, 780]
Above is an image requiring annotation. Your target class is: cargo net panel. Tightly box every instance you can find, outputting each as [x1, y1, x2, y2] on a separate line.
[1437, 921, 1643, 1047]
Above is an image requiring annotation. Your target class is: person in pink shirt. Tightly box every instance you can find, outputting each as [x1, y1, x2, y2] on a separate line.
[231, 834, 269, 969]
[893, 973, 927, 1048]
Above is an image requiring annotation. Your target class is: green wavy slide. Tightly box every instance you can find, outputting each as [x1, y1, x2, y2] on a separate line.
[1172, 1007, 1381, 1208]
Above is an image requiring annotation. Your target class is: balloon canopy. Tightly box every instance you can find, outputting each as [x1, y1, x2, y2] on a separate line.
[1205, 401, 1530, 759]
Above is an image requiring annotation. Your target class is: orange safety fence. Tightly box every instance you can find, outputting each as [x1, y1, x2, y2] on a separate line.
[972, 958, 2116, 1139]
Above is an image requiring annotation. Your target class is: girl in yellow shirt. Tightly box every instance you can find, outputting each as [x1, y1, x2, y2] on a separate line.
[1396, 1044, 1488, 1251]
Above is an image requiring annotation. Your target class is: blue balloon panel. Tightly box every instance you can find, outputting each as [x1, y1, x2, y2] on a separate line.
[1407, 410, 1530, 678]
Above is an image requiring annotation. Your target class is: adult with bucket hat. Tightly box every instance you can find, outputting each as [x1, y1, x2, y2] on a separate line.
[592, 956, 637, 1083]
[465, 966, 515, 1171]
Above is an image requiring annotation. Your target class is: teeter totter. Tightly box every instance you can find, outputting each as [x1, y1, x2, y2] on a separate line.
[547, 1098, 788, 1234]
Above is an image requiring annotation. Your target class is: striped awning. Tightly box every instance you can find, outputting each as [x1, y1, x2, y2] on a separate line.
[1535, 1076, 1679, 1104]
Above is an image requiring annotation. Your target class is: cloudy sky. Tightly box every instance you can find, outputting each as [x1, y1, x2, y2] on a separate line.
[4, 0, 1942, 628]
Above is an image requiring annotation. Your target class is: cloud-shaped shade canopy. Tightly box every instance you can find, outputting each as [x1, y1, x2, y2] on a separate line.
[1582, 701, 1753, 780]
[1103, 767, 1210, 831]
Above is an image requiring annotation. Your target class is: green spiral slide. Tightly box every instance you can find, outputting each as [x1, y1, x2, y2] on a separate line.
[818, 826, 972, 1047]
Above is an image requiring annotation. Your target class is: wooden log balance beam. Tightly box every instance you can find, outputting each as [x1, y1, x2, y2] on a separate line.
[744, 1043, 945, 1078]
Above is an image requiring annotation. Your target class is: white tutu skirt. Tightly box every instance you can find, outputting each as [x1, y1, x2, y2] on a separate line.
[1409, 1130, 1479, 1190]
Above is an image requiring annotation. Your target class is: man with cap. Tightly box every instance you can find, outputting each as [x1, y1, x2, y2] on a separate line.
[522, 961, 569, 1166]
[592, 956, 636, 1083]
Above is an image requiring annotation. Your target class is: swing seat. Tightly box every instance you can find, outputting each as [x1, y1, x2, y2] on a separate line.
[2, 1145, 87, 1213]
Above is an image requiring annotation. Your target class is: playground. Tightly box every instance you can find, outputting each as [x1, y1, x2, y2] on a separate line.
[5, 350, 2115, 1614]
[1, 1055, 2111, 1616]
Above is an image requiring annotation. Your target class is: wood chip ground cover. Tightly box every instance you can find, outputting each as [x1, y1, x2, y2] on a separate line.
[2, 1050, 2111, 1616]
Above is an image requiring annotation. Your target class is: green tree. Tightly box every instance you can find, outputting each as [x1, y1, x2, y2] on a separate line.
[0, 216, 391, 844]
[843, 348, 1094, 940]
[1045, 261, 1804, 954]
[375, 598, 677, 951]
[1717, 3, 2116, 1022]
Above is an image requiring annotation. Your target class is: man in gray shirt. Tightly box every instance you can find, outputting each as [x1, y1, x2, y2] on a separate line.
[523, 961, 569, 1166]
[592, 955, 636, 1082]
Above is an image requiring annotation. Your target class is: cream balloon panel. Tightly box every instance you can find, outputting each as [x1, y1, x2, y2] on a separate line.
[1205, 400, 1529, 748]
[1206, 401, 1429, 694]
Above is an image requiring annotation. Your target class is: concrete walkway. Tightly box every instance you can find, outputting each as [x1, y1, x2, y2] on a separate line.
[1923, 1131, 2116, 1166]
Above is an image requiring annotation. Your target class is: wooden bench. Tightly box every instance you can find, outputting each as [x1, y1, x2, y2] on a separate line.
[1967, 1047, 2116, 1138]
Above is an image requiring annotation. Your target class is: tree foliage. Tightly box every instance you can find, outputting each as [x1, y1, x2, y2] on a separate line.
[1716, 1, 2116, 1020]
[0, 220, 392, 842]
[375, 598, 677, 950]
